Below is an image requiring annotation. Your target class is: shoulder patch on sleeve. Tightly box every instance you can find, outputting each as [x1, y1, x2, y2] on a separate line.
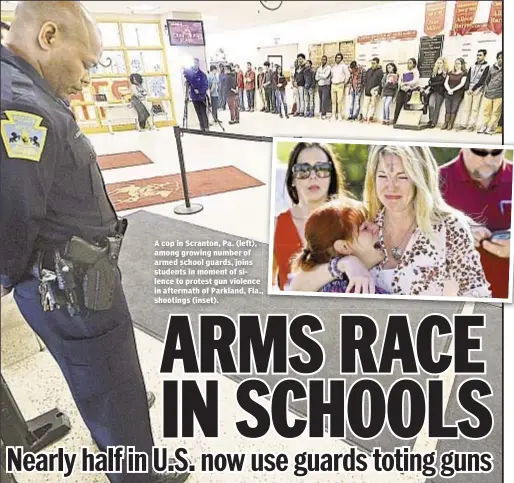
[1, 110, 48, 162]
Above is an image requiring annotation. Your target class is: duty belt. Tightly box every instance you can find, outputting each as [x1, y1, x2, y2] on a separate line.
[31, 219, 127, 316]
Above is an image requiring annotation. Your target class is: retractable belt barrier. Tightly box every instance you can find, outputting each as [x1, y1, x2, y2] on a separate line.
[173, 125, 272, 215]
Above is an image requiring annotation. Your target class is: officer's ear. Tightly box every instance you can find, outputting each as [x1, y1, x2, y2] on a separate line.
[38, 21, 60, 51]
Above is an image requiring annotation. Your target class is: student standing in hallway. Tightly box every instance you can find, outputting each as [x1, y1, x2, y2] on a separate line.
[208, 64, 221, 123]
[257, 66, 265, 111]
[379, 62, 398, 125]
[225, 64, 240, 124]
[303, 60, 315, 117]
[331, 53, 350, 120]
[262, 61, 273, 112]
[276, 65, 289, 118]
[457, 49, 489, 132]
[294, 54, 306, 117]
[360, 57, 383, 122]
[316, 55, 332, 119]
[236, 64, 245, 110]
[348, 60, 366, 121]
[442, 58, 467, 131]
[244, 62, 256, 112]
[478, 51, 503, 135]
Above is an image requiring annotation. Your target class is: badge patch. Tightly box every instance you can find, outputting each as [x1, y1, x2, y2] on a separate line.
[1, 110, 48, 162]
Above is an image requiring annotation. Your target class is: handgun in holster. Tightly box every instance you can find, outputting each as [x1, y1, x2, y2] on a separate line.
[64, 227, 125, 311]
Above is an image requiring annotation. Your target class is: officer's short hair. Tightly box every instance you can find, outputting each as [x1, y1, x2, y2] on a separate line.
[497, 51, 502, 59]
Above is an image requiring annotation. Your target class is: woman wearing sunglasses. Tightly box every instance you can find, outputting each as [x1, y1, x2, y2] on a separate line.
[289, 145, 491, 298]
[272, 143, 347, 290]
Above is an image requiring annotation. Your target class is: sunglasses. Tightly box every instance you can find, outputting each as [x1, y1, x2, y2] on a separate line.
[292, 162, 333, 180]
[470, 148, 504, 157]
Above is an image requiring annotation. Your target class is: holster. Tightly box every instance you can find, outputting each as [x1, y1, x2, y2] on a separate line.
[32, 219, 128, 314]
[77, 234, 122, 311]
[65, 221, 126, 311]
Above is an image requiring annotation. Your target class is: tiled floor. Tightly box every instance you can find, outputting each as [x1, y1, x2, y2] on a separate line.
[1, 117, 502, 482]
[210, 109, 503, 144]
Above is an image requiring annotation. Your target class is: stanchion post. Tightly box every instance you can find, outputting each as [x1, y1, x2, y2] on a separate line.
[173, 125, 204, 215]
[0, 373, 71, 453]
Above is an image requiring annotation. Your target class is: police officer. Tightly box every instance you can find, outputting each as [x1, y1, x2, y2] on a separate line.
[0, 2, 188, 482]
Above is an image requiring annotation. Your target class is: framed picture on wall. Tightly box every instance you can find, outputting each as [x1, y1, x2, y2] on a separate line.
[166, 19, 205, 46]
[268, 55, 283, 70]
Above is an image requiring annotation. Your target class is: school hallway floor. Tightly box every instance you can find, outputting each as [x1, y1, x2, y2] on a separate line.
[1, 115, 503, 482]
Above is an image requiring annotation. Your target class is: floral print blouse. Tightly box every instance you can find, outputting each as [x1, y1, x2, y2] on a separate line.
[370, 210, 491, 298]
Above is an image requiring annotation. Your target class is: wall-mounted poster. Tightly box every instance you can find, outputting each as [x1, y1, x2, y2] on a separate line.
[339, 40, 355, 64]
[424, 1, 446, 37]
[323, 42, 340, 63]
[418, 35, 444, 77]
[488, 0, 502, 35]
[451, 0, 479, 36]
[308, 44, 323, 70]
[167, 19, 205, 46]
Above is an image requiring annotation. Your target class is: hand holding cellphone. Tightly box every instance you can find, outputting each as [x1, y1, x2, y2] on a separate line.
[490, 230, 510, 241]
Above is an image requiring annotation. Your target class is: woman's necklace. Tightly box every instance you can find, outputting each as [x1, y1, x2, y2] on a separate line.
[386, 220, 417, 261]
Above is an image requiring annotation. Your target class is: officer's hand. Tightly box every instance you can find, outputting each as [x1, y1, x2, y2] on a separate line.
[471, 226, 492, 248]
[482, 238, 510, 258]
[194, 89, 199, 94]
[1, 285, 13, 297]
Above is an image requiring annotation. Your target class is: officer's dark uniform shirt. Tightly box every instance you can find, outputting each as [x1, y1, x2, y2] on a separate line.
[1, 45, 118, 288]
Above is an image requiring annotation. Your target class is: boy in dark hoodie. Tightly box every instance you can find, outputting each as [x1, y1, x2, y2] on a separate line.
[303, 60, 315, 117]
[360, 57, 383, 122]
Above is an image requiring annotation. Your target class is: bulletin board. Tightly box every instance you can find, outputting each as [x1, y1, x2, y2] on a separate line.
[309, 44, 323, 70]
[356, 38, 418, 74]
[323, 42, 340, 63]
[339, 41, 355, 64]
[443, 30, 502, 69]
[307, 40, 355, 68]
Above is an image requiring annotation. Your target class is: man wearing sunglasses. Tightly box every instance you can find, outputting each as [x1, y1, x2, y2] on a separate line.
[439, 148, 512, 299]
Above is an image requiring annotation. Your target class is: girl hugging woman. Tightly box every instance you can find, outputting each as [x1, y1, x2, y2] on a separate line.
[291, 200, 389, 294]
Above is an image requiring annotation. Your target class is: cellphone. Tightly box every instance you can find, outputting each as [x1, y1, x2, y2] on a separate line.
[490, 230, 511, 241]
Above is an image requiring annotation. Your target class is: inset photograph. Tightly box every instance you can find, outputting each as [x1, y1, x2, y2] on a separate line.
[269, 140, 513, 302]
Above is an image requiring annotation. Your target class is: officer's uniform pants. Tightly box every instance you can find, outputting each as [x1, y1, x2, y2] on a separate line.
[13, 271, 155, 483]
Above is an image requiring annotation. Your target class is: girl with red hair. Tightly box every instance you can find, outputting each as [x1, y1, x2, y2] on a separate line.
[291, 200, 388, 293]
